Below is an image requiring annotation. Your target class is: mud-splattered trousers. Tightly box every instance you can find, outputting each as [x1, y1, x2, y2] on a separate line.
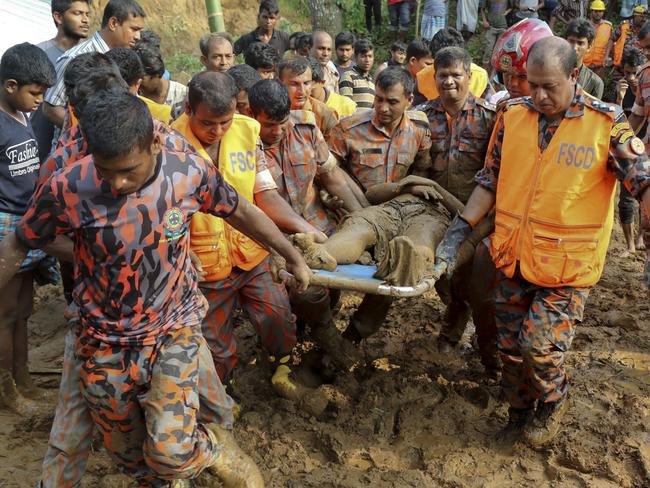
[494, 268, 589, 409]
[41, 322, 234, 487]
[200, 256, 296, 381]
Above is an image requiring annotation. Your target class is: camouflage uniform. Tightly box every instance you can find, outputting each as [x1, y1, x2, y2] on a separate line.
[328, 108, 432, 338]
[475, 87, 650, 408]
[418, 94, 498, 361]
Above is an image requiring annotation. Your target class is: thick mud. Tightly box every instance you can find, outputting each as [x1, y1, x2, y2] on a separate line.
[1, 226, 649, 488]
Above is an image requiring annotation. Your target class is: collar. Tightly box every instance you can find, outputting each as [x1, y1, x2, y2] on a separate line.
[429, 93, 477, 114]
[524, 85, 585, 119]
[95, 31, 110, 51]
[352, 65, 372, 80]
[254, 28, 278, 41]
[371, 109, 410, 137]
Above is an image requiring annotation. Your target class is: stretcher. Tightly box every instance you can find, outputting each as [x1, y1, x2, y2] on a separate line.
[286, 264, 437, 297]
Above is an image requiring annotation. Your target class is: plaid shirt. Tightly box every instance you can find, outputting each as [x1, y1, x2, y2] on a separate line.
[263, 110, 336, 234]
[303, 96, 339, 142]
[37, 120, 196, 187]
[339, 66, 376, 110]
[329, 109, 432, 191]
[418, 94, 497, 204]
[476, 87, 650, 199]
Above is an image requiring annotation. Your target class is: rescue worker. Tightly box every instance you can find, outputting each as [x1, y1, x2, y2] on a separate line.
[277, 57, 338, 142]
[247, 79, 364, 369]
[328, 67, 433, 344]
[416, 47, 498, 376]
[413, 27, 492, 106]
[435, 37, 650, 446]
[583, 1, 613, 71]
[612, 5, 647, 67]
[171, 72, 327, 416]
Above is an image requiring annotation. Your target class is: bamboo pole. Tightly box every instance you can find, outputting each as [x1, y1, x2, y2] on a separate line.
[205, 0, 225, 33]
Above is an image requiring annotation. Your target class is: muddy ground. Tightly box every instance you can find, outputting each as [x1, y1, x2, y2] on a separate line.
[0, 226, 649, 488]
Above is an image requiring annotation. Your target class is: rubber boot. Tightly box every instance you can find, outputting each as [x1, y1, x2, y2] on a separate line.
[524, 395, 570, 447]
[436, 300, 472, 352]
[206, 424, 265, 488]
[0, 368, 39, 415]
[495, 407, 535, 443]
[269, 355, 328, 417]
[311, 321, 362, 371]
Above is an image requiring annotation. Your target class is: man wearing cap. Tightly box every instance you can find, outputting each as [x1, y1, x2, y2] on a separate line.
[434, 36, 650, 446]
[584, 1, 613, 71]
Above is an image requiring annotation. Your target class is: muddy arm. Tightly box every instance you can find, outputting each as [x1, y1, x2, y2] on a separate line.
[454, 212, 495, 270]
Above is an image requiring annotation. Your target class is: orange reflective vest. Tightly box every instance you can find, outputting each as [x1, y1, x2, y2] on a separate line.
[613, 21, 630, 66]
[490, 98, 617, 288]
[171, 113, 268, 282]
[584, 20, 613, 67]
[416, 63, 489, 101]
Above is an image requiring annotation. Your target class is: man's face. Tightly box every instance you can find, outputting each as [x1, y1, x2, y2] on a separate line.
[187, 101, 236, 146]
[566, 35, 591, 65]
[623, 63, 640, 90]
[374, 82, 411, 127]
[256, 111, 291, 146]
[503, 70, 530, 98]
[392, 50, 406, 65]
[281, 67, 312, 109]
[312, 35, 333, 64]
[94, 135, 161, 196]
[310, 82, 326, 102]
[5, 82, 48, 112]
[638, 34, 650, 58]
[590, 10, 604, 22]
[202, 40, 234, 72]
[111, 15, 145, 48]
[355, 50, 374, 73]
[634, 13, 646, 27]
[526, 60, 578, 117]
[435, 61, 471, 105]
[408, 55, 433, 77]
[336, 44, 353, 64]
[258, 9, 278, 31]
[235, 90, 252, 117]
[257, 67, 275, 79]
[59, 1, 91, 40]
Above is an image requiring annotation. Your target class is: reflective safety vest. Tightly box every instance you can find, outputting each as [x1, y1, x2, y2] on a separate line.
[490, 99, 617, 288]
[416, 63, 489, 101]
[584, 20, 613, 67]
[140, 96, 172, 124]
[613, 21, 630, 66]
[171, 113, 268, 281]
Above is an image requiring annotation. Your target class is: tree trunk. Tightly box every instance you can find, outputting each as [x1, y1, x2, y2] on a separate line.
[308, 0, 342, 34]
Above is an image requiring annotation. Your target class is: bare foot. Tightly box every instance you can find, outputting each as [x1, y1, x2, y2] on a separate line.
[292, 233, 337, 271]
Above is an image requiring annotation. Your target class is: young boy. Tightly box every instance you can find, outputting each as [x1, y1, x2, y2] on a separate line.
[0, 43, 56, 411]
[244, 42, 280, 79]
[0, 90, 310, 485]
[339, 39, 375, 110]
[376, 41, 407, 74]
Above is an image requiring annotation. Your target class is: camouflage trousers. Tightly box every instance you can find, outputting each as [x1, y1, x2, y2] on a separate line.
[494, 268, 589, 409]
[200, 256, 296, 380]
[76, 325, 233, 487]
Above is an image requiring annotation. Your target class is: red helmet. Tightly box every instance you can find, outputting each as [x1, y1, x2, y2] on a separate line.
[491, 18, 554, 74]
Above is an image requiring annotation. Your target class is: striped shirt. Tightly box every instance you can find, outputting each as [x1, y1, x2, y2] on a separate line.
[339, 66, 375, 111]
[45, 31, 110, 107]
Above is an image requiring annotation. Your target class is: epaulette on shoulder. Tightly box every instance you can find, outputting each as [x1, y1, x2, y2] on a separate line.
[583, 93, 621, 119]
[338, 108, 373, 129]
[290, 109, 317, 127]
[475, 97, 497, 112]
[406, 109, 430, 128]
[501, 96, 530, 112]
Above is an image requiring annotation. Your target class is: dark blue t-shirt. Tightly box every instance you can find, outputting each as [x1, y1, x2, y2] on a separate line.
[0, 111, 40, 215]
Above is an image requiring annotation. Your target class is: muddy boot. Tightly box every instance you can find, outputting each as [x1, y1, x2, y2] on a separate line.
[342, 294, 393, 344]
[0, 368, 39, 415]
[206, 424, 265, 488]
[311, 322, 362, 371]
[523, 395, 570, 447]
[436, 300, 471, 352]
[495, 407, 535, 443]
[269, 355, 328, 417]
[292, 233, 337, 271]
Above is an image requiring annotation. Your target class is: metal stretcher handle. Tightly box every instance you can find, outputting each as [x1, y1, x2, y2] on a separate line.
[278, 269, 437, 297]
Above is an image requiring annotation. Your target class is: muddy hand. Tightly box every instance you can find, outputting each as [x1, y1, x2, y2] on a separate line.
[435, 215, 473, 279]
[396, 175, 438, 192]
[432, 260, 448, 280]
[408, 184, 442, 202]
[269, 253, 288, 284]
[189, 249, 207, 282]
[285, 257, 312, 293]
